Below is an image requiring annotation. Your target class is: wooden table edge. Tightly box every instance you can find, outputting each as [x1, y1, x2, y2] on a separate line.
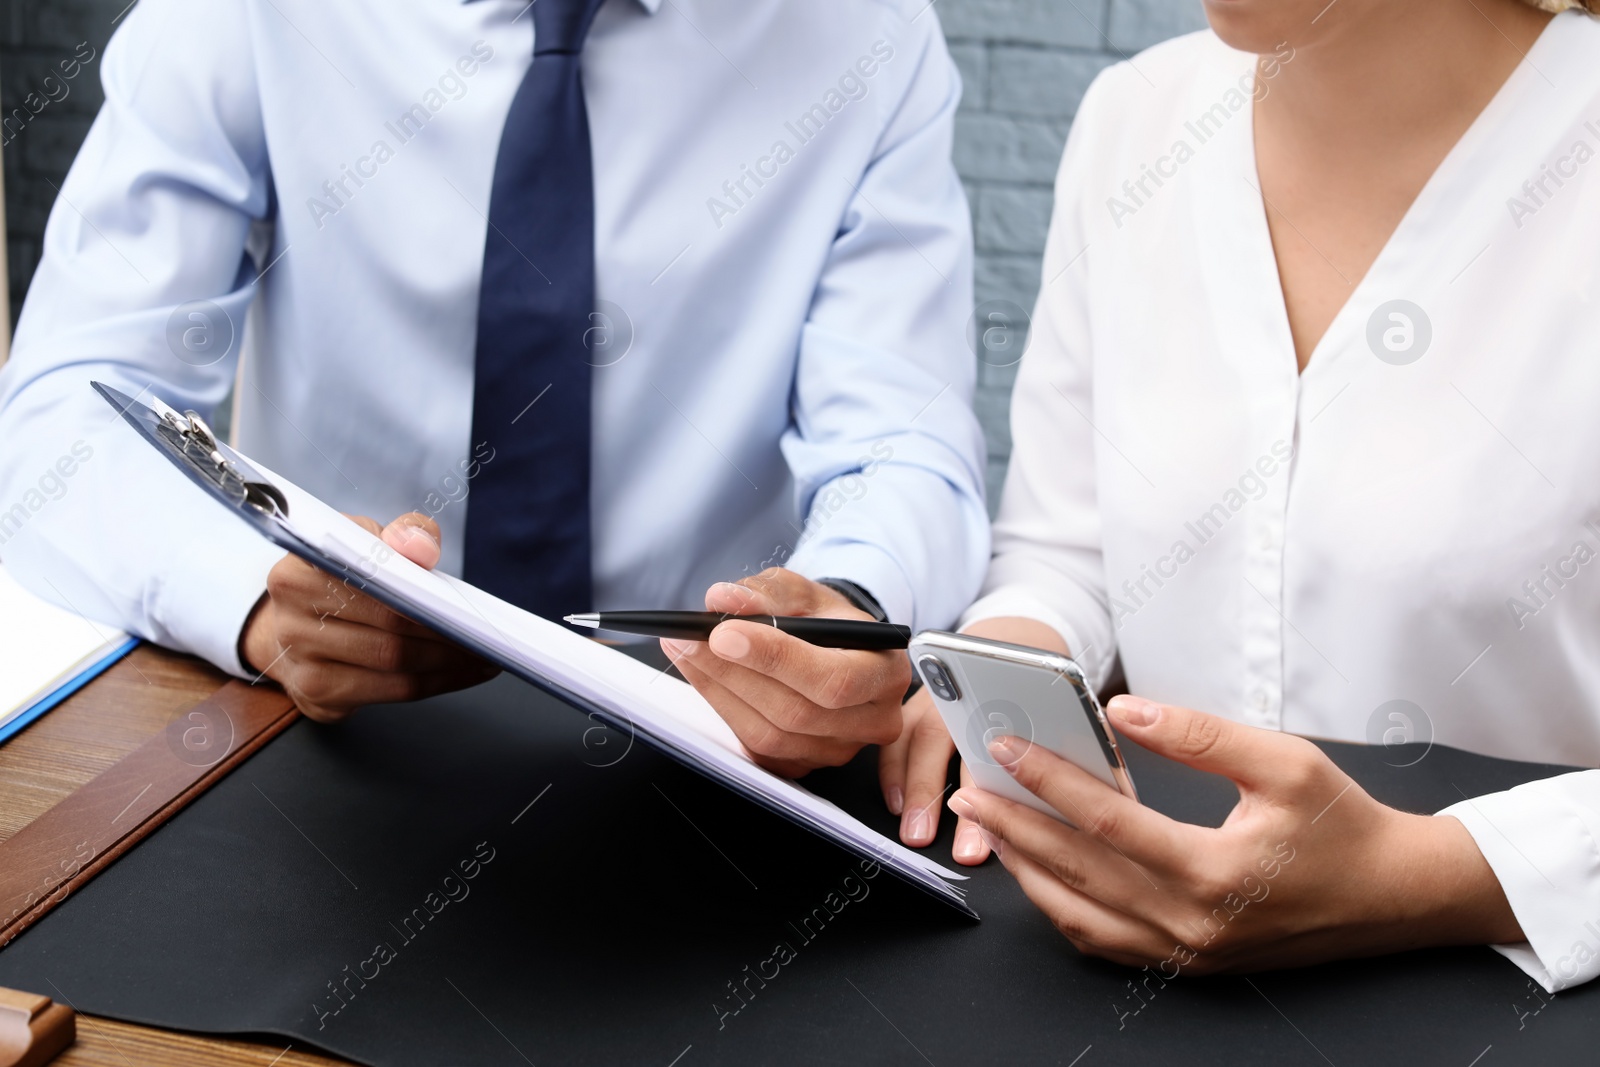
[0, 644, 352, 1067]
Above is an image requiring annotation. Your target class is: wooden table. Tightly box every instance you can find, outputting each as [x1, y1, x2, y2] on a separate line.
[0, 644, 348, 1067]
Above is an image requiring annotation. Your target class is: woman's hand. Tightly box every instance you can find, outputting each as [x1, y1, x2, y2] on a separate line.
[948, 695, 1524, 973]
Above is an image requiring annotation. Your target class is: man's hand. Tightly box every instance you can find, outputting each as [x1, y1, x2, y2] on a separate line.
[662, 568, 909, 778]
[878, 614, 1069, 860]
[240, 512, 499, 722]
[947, 696, 1524, 973]
[879, 689, 989, 862]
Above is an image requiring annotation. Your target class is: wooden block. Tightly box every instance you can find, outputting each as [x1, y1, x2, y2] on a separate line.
[0, 986, 74, 1067]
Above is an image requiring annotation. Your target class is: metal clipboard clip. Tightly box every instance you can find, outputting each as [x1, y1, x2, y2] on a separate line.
[152, 407, 290, 520]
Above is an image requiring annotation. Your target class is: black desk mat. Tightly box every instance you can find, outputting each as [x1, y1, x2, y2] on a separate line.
[0, 667, 1593, 1066]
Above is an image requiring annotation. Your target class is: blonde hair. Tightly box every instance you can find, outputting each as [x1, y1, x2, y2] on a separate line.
[1527, 0, 1599, 11]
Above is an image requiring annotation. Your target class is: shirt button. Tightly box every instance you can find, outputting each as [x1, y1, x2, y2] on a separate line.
[1251, 689, 1269, 711]
[1258, 529, 1276, 551]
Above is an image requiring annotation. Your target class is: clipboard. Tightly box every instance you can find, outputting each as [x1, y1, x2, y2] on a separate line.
[95, 382, 974, 918]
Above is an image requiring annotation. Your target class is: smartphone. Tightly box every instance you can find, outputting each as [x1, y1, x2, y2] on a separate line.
[908, 630, 1137, 821]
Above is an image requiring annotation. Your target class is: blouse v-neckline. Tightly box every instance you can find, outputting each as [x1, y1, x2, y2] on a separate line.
[1207, 11, 1579, 384]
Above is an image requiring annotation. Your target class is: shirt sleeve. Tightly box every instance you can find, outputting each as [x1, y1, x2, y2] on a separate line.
[782, 7, 989, 633]
[957, 70, 1117, 688]
[1437, 769, 1600, 992]
[0, 0, 283, 677]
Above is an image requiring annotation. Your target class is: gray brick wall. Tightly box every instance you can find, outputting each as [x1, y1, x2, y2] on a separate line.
[944, 0, 1207, 506]
[2, 0, 122, 332]
[1, 0, 1210, 499]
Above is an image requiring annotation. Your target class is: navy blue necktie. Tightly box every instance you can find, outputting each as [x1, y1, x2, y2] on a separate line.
[463, 0, 607, 620]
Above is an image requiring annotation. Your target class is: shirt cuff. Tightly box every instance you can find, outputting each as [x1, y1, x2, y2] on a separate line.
[959, 587, 1111, 690]
[1437, 771, 1600, 993]
[788, 540, 915, 629]
[151, 530, 283, 679]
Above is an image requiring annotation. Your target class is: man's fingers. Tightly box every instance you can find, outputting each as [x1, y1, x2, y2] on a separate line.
[674, 653, 857, 774]
[708, 621, 906, 712]
[286, 661, 497, 721]
[268, 554, 444, 639]
[879, 690, 942, 817]
[1105, 695, 1327, 793]
[280, 615, 484, 674]
[669, 639, 900, 744]
[705, 568, 842, 617]
[705, 580, 775, 615]
[951, 762, 990, 866]
[382, 512, 442, 569]
[987, 733, 1181, 866]
[898, 707, 957, 847]
[878, 728, 912, 818]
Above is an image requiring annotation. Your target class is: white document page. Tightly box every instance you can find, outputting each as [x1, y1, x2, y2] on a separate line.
[239, 448, 970, 911]
[0, 562, 131, 727]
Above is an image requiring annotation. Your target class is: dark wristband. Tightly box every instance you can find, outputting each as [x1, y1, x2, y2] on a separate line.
[817, 578, 922, 702]
[816, 577, 888, 623]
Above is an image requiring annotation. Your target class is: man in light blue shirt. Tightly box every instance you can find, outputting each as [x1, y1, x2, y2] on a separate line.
[0, 0, 987, 774]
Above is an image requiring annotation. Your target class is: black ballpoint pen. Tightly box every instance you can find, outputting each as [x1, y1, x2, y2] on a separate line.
[563, 611, 911, 651]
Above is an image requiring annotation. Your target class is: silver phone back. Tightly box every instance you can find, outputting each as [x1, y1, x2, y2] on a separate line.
[909, 631, 1136, 822]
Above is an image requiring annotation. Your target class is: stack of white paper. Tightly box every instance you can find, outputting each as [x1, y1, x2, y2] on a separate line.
[0, 562, 136, 739]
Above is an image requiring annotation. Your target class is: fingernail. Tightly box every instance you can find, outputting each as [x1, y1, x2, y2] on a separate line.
[710, 582, 753, 609]
[395, 524, 438, 550]
[947, 791, 976, 819]
[988, 735, 1024, 770]
[1108, 696, 1159, 727]
[954, 824, 986, 861]
[905, 810, 932, 844]
[708, 626, 751, 661]
[979, 828, 1003, 858]
[660, 639, 697, 661]
[886, 785, 904, 816]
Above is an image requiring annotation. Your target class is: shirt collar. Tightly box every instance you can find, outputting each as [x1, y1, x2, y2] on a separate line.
[461, 0, 661, 12]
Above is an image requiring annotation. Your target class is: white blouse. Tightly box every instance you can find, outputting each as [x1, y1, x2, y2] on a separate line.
[963, 11, 1600, 991]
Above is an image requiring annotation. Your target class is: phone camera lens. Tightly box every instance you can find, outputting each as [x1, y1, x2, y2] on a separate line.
[917, 656, 961, 701]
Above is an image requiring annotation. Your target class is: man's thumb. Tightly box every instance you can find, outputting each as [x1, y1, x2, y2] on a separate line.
[382, 512, 441, 570]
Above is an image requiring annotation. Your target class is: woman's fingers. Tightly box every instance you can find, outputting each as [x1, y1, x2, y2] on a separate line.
[987, 734, 1182, 868]
[1106, 695, 1331, 796]
[997, 847, 1171, 966]
[951, 785, 1159, 903]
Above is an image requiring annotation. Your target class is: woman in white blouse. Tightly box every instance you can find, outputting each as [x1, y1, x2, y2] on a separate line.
[879, 0, 1600, 990]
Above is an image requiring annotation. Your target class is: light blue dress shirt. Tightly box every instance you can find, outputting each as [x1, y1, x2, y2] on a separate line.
[0, 0, 988, 676]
